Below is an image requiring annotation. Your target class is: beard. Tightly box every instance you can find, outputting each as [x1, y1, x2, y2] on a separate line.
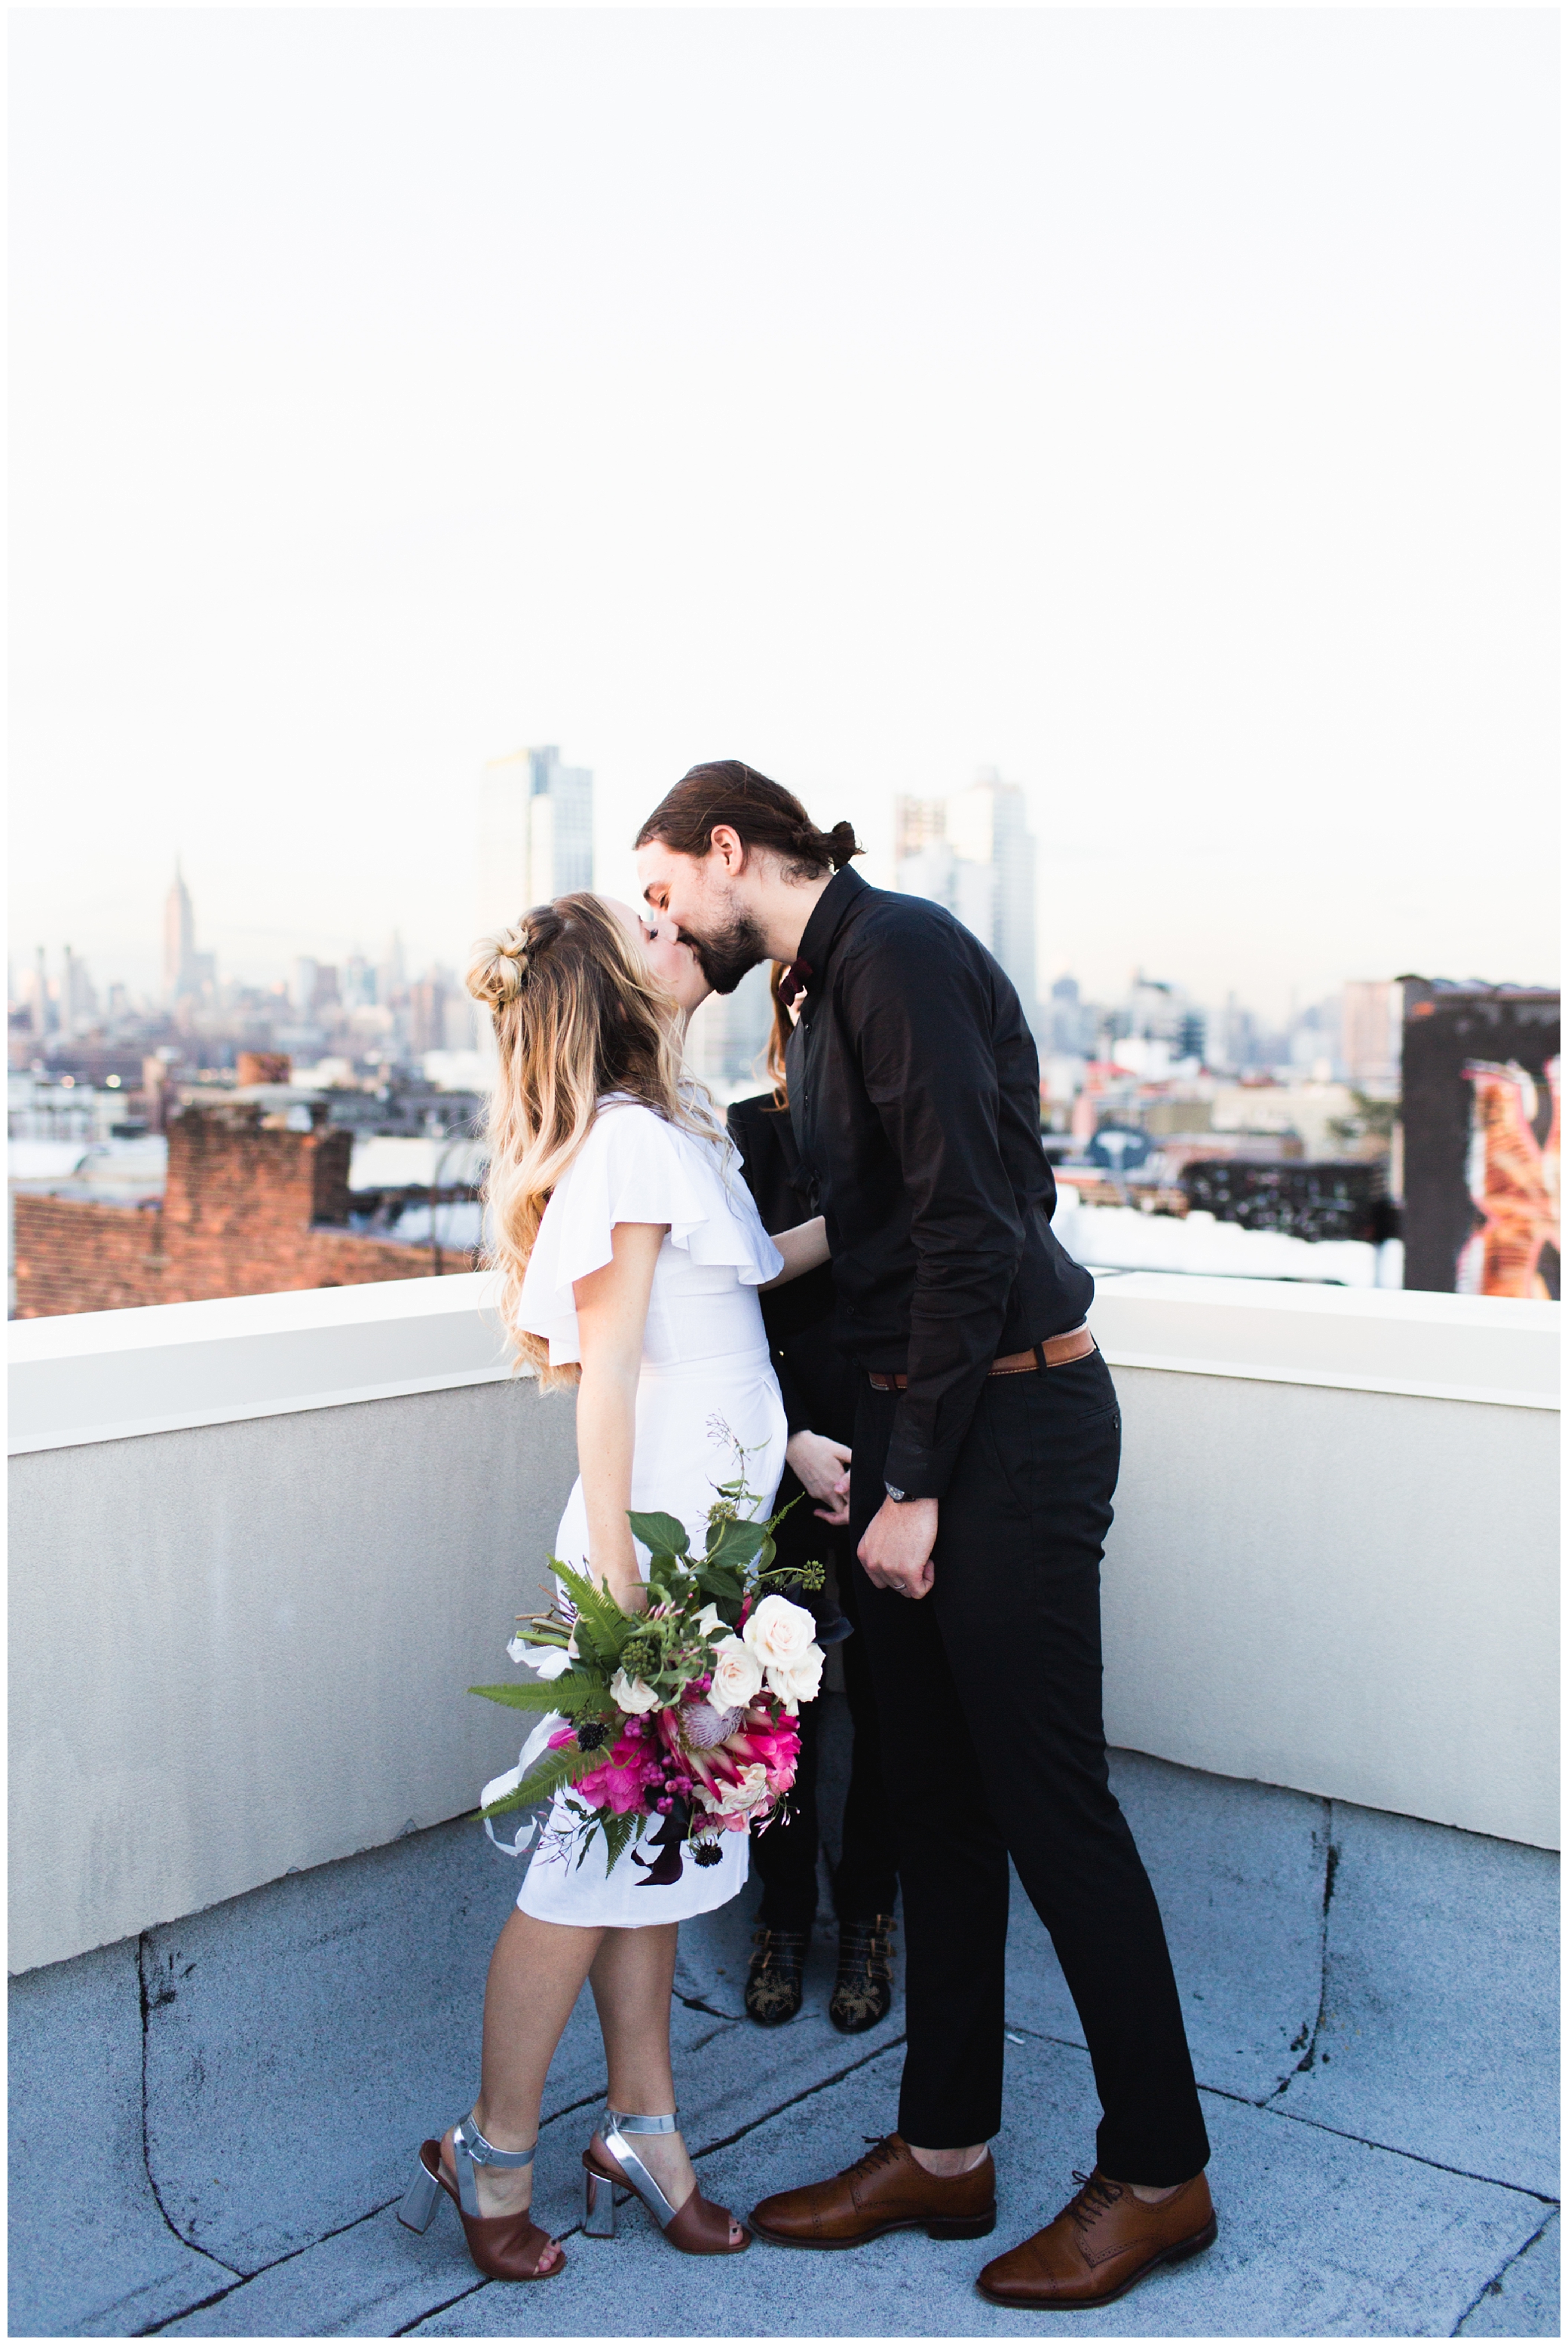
[678, 906, 770, 996]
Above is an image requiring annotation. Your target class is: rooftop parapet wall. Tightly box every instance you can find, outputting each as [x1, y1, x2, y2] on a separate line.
[7, 1273, 1558, 1975]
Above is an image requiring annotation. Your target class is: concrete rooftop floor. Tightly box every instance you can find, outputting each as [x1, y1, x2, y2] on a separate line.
[9, 1745, 1559, 2340]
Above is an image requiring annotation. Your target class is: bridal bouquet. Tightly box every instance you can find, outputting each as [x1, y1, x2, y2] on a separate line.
[472, 1448, 826, 1886]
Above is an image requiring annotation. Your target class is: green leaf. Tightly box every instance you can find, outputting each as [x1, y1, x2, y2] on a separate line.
[468, 1677, 608, 1715]
[627, 1510, 690, 1556]
[552, 1559, 644, 1667]
[695, 1563, 743, 1605]
[599, 1810, 639, 1876]
[479, 1738, 599, 1819]
[707, 1516, 770, 1570]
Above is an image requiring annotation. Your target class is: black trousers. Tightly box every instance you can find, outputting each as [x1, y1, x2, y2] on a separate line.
[752, 1472, 900, 1932]
[850, 1349, 1210, 2184]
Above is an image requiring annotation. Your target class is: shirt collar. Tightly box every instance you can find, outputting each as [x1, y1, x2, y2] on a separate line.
[792, 866, 868, 1017]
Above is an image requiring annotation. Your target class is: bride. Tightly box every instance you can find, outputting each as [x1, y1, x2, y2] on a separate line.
[400, 891, 828, 2283]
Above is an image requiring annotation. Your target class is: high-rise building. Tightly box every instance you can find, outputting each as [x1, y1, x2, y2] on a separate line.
[61, 946, 99, 1035]
[408, 976, 449, 1057]
[894, 770, 1039, 1029]
[164, 863, 198, 1003]
[476, 744, 594, 940]
[28, 946, 51, 1041]
[684, 961, 775, 1099]
[1342, 981, 1402, 1087]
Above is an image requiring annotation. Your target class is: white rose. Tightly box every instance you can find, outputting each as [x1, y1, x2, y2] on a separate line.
[509, 1636, 572, 1679]
[709, 1635, 764, 1711]
[742, 1594, 817, 1673]
[713, 1762, 770, 1814]
[694, 1602, 726, 1642]
[765, 1642, 825, 1715]
[610, 1669, 660, 1715]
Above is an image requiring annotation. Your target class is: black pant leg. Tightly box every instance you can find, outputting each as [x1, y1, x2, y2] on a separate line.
[751, 1703, 821, 1930]
[750, 1474, 823, 1932]
[933, 1355, 1210, 2185]
[831, 1560, 900, 1922]
[850, 1385, 1011, 2147]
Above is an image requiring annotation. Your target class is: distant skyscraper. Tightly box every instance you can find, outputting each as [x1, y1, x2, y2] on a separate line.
[895, 771, 1040, 1031]
[164, 863, 197, 1002]
[686, 962, 774, 1097]
[1342, 981, 1401, 1087]
[476, 745, 595, 939]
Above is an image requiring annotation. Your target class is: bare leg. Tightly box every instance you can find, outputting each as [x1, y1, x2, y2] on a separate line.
[587, 1924, 744, 2246]
[440, 1907, 605, 2265]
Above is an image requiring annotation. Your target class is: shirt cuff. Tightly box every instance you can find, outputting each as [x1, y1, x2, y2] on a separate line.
[880, 1427, 955, 1503]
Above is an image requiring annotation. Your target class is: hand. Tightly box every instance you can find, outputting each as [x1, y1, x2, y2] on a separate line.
[786, 1430, 853, 1526]
[858, 1495, 939, 1600]
[594, 1569, 647, 1615]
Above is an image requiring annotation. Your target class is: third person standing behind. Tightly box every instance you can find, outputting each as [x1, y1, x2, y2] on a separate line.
[726, 963, 901, 2034]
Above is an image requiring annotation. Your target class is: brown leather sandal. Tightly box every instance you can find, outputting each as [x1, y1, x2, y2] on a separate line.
[397, 2119, 565, 2282]
[582, 2109, 749, 2255]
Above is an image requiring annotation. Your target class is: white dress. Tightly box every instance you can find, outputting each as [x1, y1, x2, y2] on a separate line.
[510, 1097, 789, 1928]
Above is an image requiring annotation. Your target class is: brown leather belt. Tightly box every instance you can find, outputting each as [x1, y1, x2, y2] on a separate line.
[867, 1323, 1096, 1393]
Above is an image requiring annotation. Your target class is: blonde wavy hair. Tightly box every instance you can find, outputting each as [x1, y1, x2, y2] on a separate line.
[468, 892, 722, 1380]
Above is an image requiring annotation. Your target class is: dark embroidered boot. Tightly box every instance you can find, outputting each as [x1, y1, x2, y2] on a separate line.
[829, 1914, 896, 2034]
[744, 1927, 809, 2025]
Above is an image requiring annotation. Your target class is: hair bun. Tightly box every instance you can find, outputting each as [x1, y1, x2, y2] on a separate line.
[826, 819, 864, 869]
[466, 921, 530, 1009]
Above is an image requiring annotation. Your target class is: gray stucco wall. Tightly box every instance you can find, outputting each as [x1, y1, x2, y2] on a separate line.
[9, 1378, 578, 1975]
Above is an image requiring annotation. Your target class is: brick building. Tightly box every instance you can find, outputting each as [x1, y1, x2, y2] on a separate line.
[12, 1100, 465, 1319]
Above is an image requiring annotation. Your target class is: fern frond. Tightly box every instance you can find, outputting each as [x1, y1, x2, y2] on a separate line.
[479, 1739, 599, 1820]
[468, 1677, 609, 1715]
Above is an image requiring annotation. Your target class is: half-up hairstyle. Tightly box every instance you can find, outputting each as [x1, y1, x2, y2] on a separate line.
[467, 893, 722, 1381]
[634, 760, 862, 881]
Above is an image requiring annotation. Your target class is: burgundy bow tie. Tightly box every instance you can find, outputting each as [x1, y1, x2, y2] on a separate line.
[777, 958, 813, 1010]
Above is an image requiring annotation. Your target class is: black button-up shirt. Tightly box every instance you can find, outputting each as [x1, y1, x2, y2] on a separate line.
[786, 866, 1095, 1500]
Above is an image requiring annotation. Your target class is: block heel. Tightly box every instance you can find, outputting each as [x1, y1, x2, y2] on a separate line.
[1166, 2213, 1218, 2261]
[926, 2206, 998, 2240]
[396, 2121, 565, 2282]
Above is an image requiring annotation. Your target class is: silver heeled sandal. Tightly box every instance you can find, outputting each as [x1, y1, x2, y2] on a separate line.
[581, 2107, 749, 2255]
[400, 2117, 565, 2282]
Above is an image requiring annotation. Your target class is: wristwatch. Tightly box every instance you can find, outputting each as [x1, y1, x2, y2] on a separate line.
[884, 1482, 910, 1503]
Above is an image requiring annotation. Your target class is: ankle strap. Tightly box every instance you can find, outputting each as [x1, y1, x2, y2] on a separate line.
[605, 2107, 678, 2135]
[451, 2116, 536, 2218]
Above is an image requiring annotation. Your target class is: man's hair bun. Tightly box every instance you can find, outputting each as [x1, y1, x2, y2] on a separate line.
[824, 820, 862, 870]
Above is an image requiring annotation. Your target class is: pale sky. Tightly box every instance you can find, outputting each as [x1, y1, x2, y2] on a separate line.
[9, 7, 1558, 1019]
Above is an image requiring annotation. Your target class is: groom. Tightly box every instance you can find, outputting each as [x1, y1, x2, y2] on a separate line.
[636, 762, 1215, 2310]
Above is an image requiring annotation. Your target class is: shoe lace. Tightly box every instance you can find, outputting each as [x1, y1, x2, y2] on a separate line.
[841, 2134, 904, 2181]
[1066, 2170, 1124, 2236]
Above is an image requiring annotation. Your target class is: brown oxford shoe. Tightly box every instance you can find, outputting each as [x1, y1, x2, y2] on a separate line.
[751, 2133, 997, 2249]
[977, 2168, 1217, 2309]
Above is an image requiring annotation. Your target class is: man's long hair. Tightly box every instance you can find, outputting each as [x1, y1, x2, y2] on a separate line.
[635, 759, 863, 880]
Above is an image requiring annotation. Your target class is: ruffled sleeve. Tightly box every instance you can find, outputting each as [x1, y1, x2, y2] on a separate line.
[519, 1102, 784, 1364]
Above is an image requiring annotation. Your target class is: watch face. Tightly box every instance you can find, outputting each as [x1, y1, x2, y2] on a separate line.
[884, 1483, 907, 1504]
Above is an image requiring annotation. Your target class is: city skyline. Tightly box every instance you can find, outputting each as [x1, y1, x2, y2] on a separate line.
[9, 845, 1401, 1090]
[9, 11, 1555, 1025]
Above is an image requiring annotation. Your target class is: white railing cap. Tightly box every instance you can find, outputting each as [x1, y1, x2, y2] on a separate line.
[1089, 1272, 1559, 1409]
[8, 1272, 519, 1455]
[8, 1267, 1557, 1456]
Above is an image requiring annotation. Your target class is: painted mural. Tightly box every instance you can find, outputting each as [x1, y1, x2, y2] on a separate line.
[1456, 1057, 1560, 1299]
